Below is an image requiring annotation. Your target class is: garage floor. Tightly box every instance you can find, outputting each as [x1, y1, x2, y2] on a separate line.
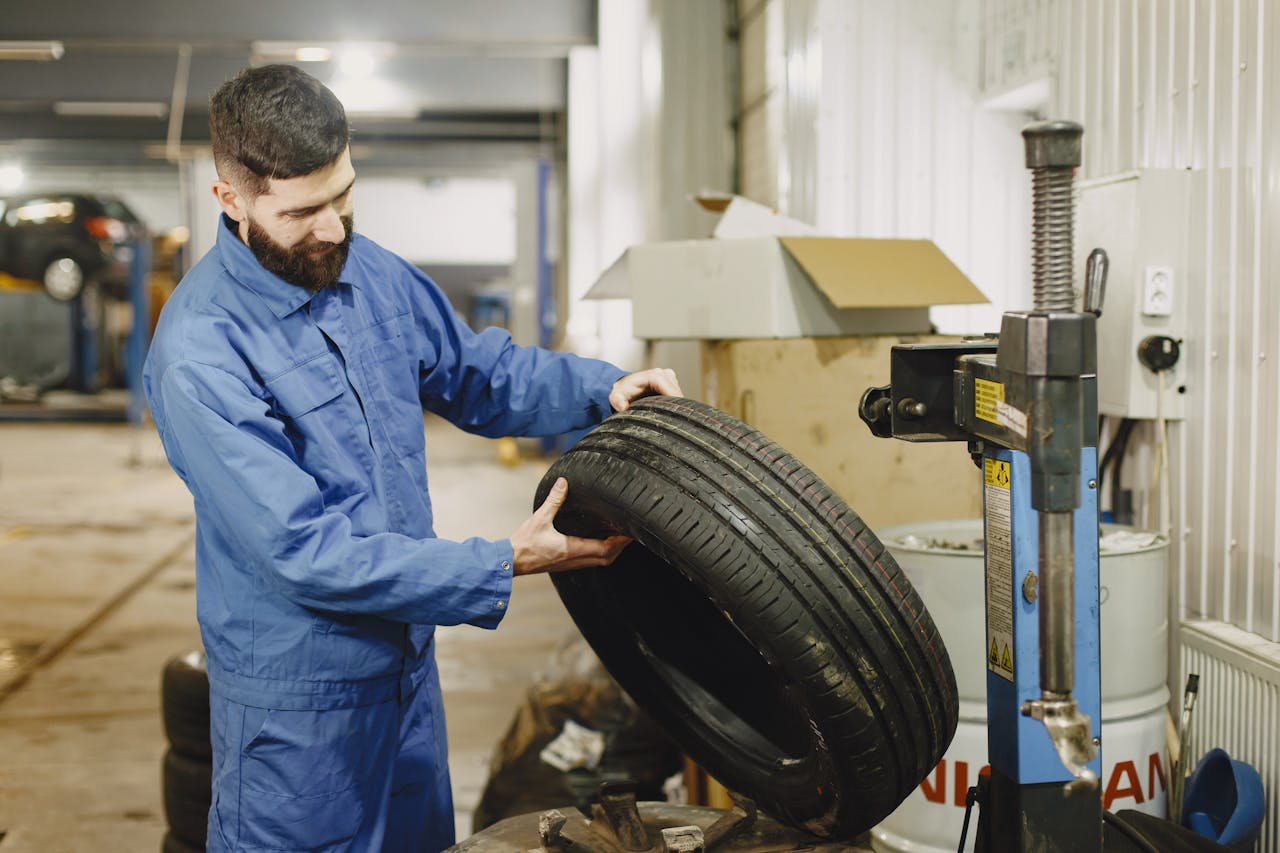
[0, 417, 580, 851]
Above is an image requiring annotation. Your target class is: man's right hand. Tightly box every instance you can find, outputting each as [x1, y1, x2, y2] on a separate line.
[509, 477, 630, 576]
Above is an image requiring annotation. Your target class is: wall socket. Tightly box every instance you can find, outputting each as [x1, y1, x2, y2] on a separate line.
[1142, 265, 1174, 317]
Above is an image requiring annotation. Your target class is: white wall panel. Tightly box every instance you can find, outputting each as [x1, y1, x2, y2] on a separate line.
[1054, 0, 1280, 642]
[563, 0, 652, 368]
[738, 0, 783, 206]
[780, 0, 819, 223]
[730, 0, 1280, 812]
[352, 178, 516, 265]
[653, 0, 734, 240]
[788, 0, 1032, 335]
[741, 0, 1280, 642]
[566, 0, 732, 372]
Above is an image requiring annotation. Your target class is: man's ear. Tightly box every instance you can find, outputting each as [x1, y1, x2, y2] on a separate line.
[211, 180, 247, 222]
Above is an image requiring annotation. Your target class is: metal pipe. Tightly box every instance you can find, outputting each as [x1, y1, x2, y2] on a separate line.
[165, 43, 192, 163]
[1039, 510, 1075, 695]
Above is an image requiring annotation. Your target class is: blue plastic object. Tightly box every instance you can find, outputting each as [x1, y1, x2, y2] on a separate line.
[1181, 747, 1265, 852]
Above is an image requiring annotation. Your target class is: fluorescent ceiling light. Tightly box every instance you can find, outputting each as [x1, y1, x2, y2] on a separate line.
[0, 163, 24, 192]
[327, 74, 417, 118]
[143, 143, 211, 160]
[295, 46, 333, 62]
[54, 101, 169, 118]
[252, 41, 333, 63]
[338, 46, 378, 78]
[0, 41, 64, 61]
[252, 41, 393, 66]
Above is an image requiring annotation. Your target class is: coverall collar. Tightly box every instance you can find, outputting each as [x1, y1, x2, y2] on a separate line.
[216, 213, 351, 319]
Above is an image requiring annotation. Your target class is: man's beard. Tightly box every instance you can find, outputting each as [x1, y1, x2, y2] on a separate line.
[246, 214, 354, 293]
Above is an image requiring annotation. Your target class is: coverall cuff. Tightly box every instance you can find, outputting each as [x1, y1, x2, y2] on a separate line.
[470, 539, 516, 629]
[597, 368, 629, 414]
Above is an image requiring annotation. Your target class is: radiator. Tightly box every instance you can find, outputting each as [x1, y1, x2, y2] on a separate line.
[1179, 620, 1280, 852]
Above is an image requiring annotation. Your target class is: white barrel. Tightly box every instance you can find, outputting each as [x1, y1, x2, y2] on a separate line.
[870, 521, 1170, 853]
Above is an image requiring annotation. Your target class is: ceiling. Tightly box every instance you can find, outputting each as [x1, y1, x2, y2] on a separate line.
[0, 0, 596, 170]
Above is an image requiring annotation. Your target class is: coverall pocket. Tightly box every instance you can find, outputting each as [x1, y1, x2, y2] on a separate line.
[233, 702, 396, 851]
[268, 355, 345, 418]
[365, 318, 427, 458]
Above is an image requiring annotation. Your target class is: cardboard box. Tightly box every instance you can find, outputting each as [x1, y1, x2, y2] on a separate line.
[701, 335, 984, 530]
[588, 195, 988, 339]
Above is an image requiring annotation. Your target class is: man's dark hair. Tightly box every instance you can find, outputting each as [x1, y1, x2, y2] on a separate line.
[210, 64, 349, 197]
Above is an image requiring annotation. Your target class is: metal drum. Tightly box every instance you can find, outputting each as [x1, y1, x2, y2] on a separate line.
[870, 520, 1170, 853]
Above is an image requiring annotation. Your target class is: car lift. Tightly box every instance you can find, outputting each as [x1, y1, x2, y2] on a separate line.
[860, 120, 1108, 851]
[0, 237, 151, 423]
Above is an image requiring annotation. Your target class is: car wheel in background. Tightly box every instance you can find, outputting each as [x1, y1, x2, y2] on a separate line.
[42, 256, 85, 302]
[161, 830, 203, 853]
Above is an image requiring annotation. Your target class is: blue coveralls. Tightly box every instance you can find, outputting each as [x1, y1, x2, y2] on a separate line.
[143, 215, 625, 852]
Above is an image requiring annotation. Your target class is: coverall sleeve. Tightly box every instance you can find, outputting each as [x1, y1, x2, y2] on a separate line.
[154, 357, 512, 628]
[400, 258, 628, 437]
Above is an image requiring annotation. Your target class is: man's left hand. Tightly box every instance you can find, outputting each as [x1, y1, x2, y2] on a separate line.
[609, 368, 683, 412]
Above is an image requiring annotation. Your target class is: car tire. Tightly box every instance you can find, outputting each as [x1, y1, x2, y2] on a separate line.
[162, 748, 211, 848]
[161, 830, 203, 853]
[536, 396, 959, 839]
[161, 650, 211, 760]
[42, 255, 85, 302]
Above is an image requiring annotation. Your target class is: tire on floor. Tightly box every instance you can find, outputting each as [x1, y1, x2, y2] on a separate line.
[161, 649, 211, 759]
[536, 396, 959, 839]
[162, 748, 210, 848]
[161, 829, 203, 853]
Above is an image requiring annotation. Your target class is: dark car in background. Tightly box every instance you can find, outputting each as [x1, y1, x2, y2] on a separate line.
[0, 192, 147, 301]
[0, 193, 149, 396]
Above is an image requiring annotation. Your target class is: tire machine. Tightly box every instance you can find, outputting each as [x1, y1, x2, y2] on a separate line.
[860, 120, 1109, 851]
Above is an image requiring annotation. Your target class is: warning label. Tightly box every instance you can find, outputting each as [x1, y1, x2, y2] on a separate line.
[987, 640, 1013, 671]
[974, 378, 1005, 425]
[984, 458, 1014, 682]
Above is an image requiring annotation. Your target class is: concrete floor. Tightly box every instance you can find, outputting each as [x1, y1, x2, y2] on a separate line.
[0, 417, 578, 851]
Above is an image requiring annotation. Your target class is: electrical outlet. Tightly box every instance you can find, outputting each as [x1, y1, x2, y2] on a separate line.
[1142, 266, 1174, 316]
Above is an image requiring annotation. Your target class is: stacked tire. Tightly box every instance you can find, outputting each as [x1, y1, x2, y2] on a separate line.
[160, 650, 211, 853]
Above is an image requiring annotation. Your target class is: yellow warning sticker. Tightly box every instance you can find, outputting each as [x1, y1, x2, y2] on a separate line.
[984, 458, 1011, 489]
[974, 378, 1004, 424]
[985, 456, 1015, 682]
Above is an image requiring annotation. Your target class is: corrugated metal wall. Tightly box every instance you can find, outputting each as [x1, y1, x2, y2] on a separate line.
[566, 0, 732, 356]
[1053, 0, 1280, 644]
[652, 0, 735, 241]
[781, 0, 1034, 338]
[738, 0, 784, 205]
[752, 0, 1280, 644]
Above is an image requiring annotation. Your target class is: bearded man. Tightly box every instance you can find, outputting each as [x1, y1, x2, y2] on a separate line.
[143, 64, 679, 852]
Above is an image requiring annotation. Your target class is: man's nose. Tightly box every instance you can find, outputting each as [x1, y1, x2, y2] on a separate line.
[312, 206, 346, 244]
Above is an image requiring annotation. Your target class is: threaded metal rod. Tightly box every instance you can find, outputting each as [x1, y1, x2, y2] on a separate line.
[1022, 121, 1084, 313]
[1030, 169, 1076, 312]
